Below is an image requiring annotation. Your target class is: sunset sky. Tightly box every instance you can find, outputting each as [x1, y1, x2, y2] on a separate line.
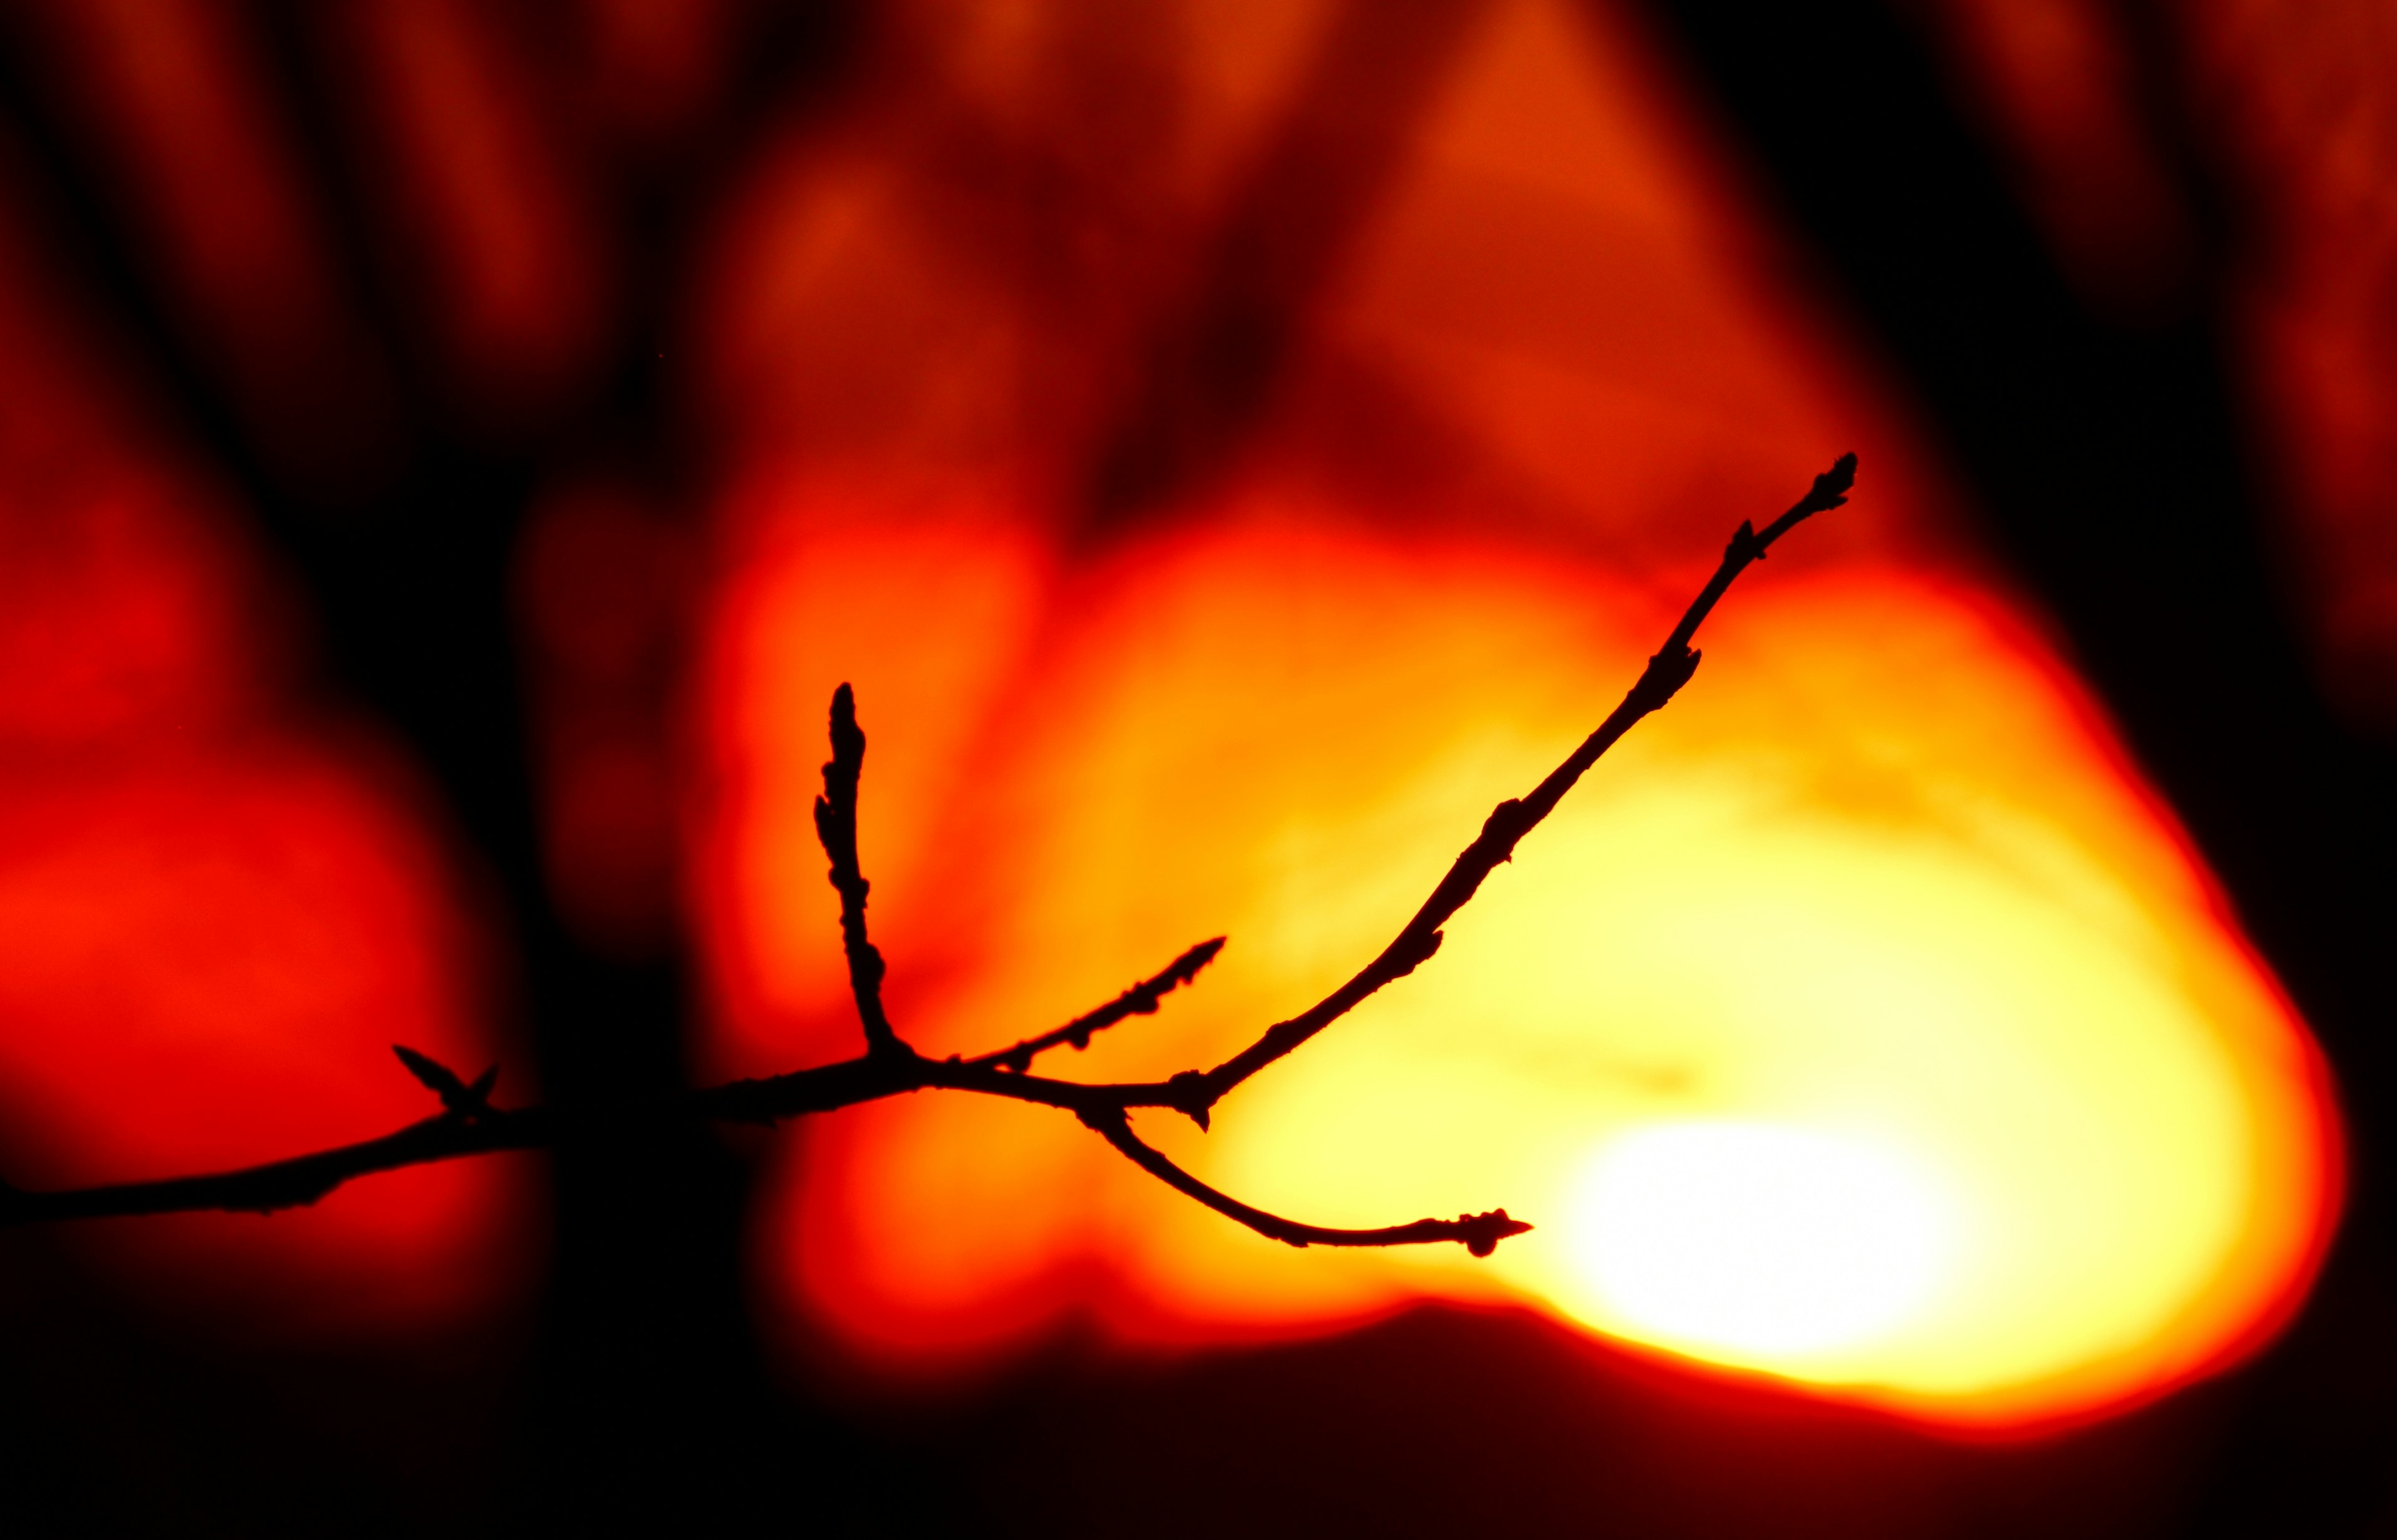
[0, 1, 2389, 1531]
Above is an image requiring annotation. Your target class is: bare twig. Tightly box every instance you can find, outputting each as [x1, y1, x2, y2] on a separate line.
[0, 1108, 552, 1224]
[0, 459, 1852, 1260]
[1125, 451, 1858, 1128]
[392, 1045, 499, 1120]
[1078, 1106, 1530, 1255]
[968, 937, 1227, 1072]
[815, 682, 905, 1059]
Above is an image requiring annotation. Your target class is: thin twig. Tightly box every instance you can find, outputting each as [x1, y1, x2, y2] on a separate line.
[0, 458, 1851, 1260]
[0, 1105, 552, 1224]
[1077, 1105, 1530, 1255]
[815, 682, 905, 1058]
[1125, 452, 1858, 1128]
[968, 938, 1227, 1072]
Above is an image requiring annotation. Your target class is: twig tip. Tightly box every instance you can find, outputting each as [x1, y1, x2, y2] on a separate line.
[392, 1044, 495, 1118]
[1810, 451, 1858, 509]
[1459, 1209, 1532, 1257]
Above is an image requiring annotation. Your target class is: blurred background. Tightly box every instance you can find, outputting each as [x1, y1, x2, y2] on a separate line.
[0, 0, 2391, 1533]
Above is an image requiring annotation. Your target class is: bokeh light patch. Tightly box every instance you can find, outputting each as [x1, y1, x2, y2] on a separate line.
[712, 504, 2338, 1429]
[1564, 1121, 1961, 1361]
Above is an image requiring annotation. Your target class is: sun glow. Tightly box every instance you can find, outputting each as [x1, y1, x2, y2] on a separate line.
[690, 0, 2340, 1435]
[702, 508, 2340, 1430]
[1564, 1122, 1961, 1361]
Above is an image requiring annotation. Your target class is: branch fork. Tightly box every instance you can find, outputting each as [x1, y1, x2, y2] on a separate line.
[0, 458, 1855, 1262]
[394, 1046, 500, 1122]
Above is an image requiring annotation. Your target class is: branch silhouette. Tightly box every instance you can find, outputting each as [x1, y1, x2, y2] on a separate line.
[0, 456, 1855, 1253]
[969, 937, 1228, 1074]
[815, 682, 903, 1060]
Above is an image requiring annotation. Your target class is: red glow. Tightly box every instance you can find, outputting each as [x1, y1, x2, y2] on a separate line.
[518, 482, 692, 952]
[1916, 0, 2397, 727]
[333, 0, 605, 425]
[0, 179, 532, 1335]
[0, 737, 536, 1330]
[0, 0, 2356, 1436]
[13, 0, 396, 478]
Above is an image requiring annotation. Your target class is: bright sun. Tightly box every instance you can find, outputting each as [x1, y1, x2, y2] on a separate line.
[721, 519, 2339, 1431]
[1565, 1122, 1961, 1360]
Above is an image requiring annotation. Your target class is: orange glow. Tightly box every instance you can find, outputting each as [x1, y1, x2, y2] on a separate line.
[690, 488, 1054, 1076]
[709, 506, 2336, 1428]
[686, 0, 2340, 1432]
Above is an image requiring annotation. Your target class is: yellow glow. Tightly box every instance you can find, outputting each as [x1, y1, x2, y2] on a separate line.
[713, 512, 2339, 1429]
[689, 0, 2338, 1431]
[1565, 1122, 1961, 1360]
